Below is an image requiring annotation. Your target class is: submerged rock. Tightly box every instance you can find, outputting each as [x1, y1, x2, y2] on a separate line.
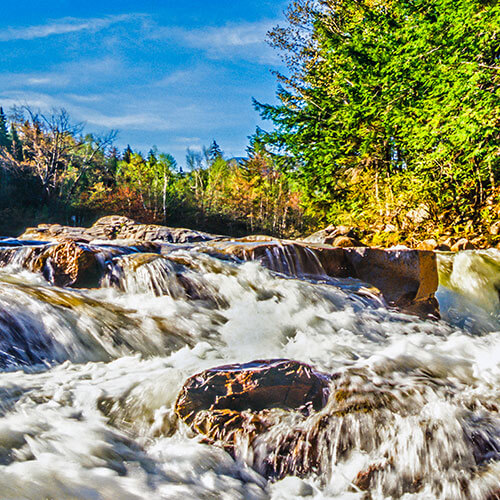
[175, 360, 500, 495]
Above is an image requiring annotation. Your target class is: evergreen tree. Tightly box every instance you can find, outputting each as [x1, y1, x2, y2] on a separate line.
[8, 124, 23, 162]
[104, 146, 120, 186]
[123, 144, 133, 163]
[0, 107, 10, 149]
[256, 0, 500, 224]
[208, 140, 223, 162]
[148, 147, 158, 165]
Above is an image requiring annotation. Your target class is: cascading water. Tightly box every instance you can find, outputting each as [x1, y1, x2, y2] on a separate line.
[0, 238, 499, 499]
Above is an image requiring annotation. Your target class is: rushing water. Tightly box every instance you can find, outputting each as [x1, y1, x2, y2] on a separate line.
[0, 240, 499, 499]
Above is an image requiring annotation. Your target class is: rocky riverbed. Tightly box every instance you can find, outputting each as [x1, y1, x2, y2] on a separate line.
[0, 217, 498, 499]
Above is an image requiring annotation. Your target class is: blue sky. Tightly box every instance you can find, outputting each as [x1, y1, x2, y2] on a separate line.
[0, 1, 289, 166]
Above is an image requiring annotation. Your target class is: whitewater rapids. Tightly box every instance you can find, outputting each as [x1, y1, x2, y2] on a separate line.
[0, 244, 498, 499]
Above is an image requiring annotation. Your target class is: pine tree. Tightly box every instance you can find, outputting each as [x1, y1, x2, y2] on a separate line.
[123, 144, 133, 163]
[8, 124, 23, 161]
[147, 148, 158, 165]
[0, 107, 10, 149]
[208, 140, 223, 162]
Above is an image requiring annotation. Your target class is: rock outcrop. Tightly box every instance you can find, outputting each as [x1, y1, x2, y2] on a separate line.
[19, 215, 220, 244]
[14, 217, 439, 315]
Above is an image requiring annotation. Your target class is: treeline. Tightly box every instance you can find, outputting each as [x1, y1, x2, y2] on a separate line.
[0, 106, 305, 237]
[1, 0, 499, 244]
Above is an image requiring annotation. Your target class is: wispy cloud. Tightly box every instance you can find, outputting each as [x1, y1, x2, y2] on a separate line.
[152, 20, 279, 64]
[83, 111, 174, 130]
[0, 14, 136, 42]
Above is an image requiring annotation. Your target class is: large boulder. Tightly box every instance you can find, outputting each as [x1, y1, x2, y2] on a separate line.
[174, 360, 500, 493]
[341, 247, 439, 316]
[175, 359, 331, 426]
[31, 240, 102, 288]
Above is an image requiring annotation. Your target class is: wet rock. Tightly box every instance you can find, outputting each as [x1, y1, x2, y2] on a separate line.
[175, 359, 337, 481]
[435, 243, 451, 251]
[342, 247, 438, 316]
[353, 463, 383, 491]
[31, 240, 101, 288]
[205, 240, 439, 317]
[416, 239, 450, 252]
[20, 223, 93, 243]
[486, 488, 500, 500]
[451, 238, 475, 252]
[175, 359, 331, 431]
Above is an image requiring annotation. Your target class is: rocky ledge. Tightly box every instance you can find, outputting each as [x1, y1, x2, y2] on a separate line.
[205, 240, 439, 318]
[19, 215, 220, 244]
[8, 216, 440, 316]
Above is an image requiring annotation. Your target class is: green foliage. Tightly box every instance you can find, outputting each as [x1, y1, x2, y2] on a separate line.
[256, 0, 500, 232]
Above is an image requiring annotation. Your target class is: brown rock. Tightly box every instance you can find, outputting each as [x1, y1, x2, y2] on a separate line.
[416, 239, 438, 251]
[341, 247, 439, 316]
[326, 235, 365, 248]
[384, 223, 398, 233]
[489, 221, 500, 236]
[175, 359, 331, 429]
[450, 238, 475, 252]
[19, 216, 221, 244]
[486, 489, 500, 500]
[205, 240, 439, 317]
[302, 225, 362, 245]
[435, 243, 451, 252]
[353, 464, 383, 491]
[405, 204, 430, 225]
[31, 240, 101, 287]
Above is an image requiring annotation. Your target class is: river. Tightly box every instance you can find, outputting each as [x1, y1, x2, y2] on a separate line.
[0, 238, 498, 499]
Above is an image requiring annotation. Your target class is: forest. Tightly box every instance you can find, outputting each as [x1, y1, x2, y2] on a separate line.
[0, 0, 499, 246]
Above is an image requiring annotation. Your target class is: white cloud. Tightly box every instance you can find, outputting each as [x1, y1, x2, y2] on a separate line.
[82, 110, 173, 131]
[26, 77, 53, 85]
[0, 56, 124, 93]
[175, 136, 202, 144]
[0, 14, 136, 42]
[152, 20, 280, 64]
